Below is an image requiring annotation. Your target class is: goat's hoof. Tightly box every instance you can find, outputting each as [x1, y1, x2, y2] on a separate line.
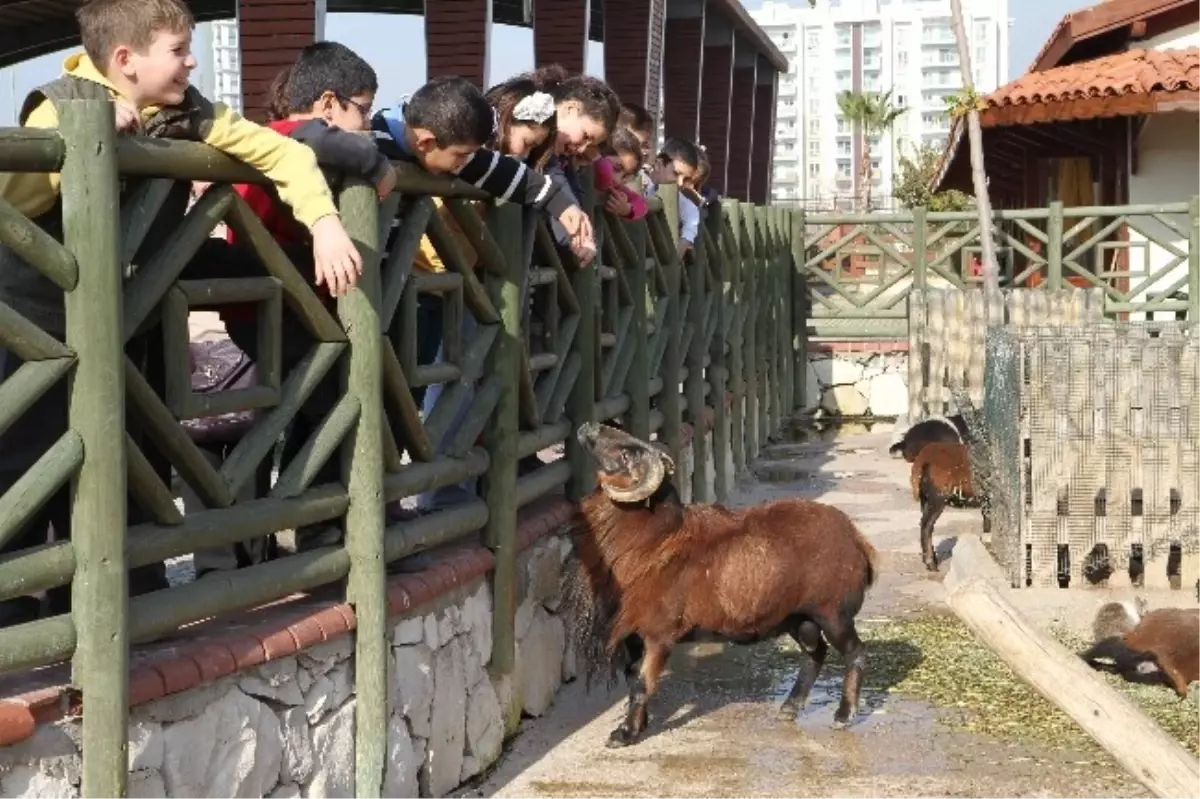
[606, 727, 637, 748]
[776, 703, 797, 721]
[923, 558, 939, 572]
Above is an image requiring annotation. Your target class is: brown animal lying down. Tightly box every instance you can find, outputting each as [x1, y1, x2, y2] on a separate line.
[1081, 606, 1199, 698]
[563, 422, 879, 748]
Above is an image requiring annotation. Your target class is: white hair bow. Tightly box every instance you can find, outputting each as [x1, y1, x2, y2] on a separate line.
[512, 91, 556, 124]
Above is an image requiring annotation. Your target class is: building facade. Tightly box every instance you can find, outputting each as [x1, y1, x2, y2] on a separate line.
[194, 18, 245, 115]
[751, 0, 1010, 209]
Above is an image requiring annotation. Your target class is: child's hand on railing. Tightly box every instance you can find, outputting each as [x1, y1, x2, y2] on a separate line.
[375, 164, 397, 201]
[311, 215, 364, 297]
[558, 206, 597, 267]
[605, 190, 631, 219]
[114, 99, 142, 134]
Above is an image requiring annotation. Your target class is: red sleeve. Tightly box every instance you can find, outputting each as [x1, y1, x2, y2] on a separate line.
[592, 158, 616, 191]
[621, 185, 648, 220]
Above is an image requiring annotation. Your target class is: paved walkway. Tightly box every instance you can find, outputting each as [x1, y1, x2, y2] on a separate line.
[462, 426, 1156, 798]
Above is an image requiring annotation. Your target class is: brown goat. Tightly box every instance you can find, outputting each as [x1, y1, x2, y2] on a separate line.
[1081, 607, 1199, 698]
[910, 441, 990, 571]
[565, 422, 879, 747]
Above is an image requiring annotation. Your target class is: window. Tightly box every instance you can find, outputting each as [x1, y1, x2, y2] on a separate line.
[896, 93, 908, 108]
[836, 26, 852, 47]
[836, 116, 851, 134]
[808, 181, 820, 198]
[940, 48, 956, 64]
[807, 30, 820, 52]
[809, 98, 820, 114]
[973, 20, 989, 43]
[897, 50, 909, 68]
[808, 163, 821, 178]
[837, 139, 852, 155]
[837, 160, 852, 178]
[809, 140, 820, 157]
[808, 118, 820, 135]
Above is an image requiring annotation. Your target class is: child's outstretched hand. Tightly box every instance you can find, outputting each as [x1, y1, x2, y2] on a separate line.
[311, 215, 363, 297]
[376, 164, 397, 201]
[114, 100, 141, 134]
[557, 205, 596, 267]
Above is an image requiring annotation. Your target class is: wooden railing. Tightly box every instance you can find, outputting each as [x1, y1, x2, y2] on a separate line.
[797, 200, 1200, 339]
[0, 100, 799, 797]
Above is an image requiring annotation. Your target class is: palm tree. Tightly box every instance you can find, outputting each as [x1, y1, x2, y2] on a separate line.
[809, 0, 1001, 292]
[836, 89, 905, 212]
[948, 0, 999, 292]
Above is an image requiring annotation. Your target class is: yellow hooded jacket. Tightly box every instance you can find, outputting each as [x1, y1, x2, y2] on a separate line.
[0, 52, 339, 229]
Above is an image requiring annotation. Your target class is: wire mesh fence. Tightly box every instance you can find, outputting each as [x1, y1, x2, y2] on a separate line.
[981, 320, 1199, 590]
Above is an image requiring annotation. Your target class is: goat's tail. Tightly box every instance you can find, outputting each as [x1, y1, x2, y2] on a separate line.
[888, 440, 905, 458]
[863, 540, 880, 589]
[917, 460, 936, 504]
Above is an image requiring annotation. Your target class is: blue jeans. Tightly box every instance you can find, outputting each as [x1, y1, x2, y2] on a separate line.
[417, 307, 478, 510]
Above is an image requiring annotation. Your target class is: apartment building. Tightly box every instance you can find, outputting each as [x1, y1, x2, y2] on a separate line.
[194, 19, 244, 115]
[750, 0, 1010, 209]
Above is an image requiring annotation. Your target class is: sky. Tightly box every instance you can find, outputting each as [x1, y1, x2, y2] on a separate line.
[0, 0, 1075, 125]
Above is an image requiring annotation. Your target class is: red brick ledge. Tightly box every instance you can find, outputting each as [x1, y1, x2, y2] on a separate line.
[0, 496, 575, 748]
[807, 338, 909, 354]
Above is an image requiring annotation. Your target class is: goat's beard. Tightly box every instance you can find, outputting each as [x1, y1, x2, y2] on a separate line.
[559, 551, 628, 693]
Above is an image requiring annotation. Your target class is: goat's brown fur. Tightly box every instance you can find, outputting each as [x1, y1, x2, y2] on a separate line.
[911, 442, 989, 571]
[565, 422, 878, 746]
[1081, 607, 1199, 697]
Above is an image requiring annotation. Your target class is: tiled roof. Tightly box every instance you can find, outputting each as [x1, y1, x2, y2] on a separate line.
[988, 47, 1199, 109]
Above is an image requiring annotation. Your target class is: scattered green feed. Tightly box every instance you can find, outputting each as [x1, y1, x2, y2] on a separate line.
[769, 615, 1199, 756]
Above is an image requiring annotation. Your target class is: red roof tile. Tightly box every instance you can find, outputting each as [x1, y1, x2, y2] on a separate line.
[988, 47, 1199, 109]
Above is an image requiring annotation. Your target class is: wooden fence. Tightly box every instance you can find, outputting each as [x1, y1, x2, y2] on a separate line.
[907, 287, 1106, 420]
[0, 100, 798, 797]
[796, 200, 1199, 339]
[983, 322, 1199, 591]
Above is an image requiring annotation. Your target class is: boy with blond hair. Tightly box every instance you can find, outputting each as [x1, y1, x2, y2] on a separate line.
[0, 0, 361, 625]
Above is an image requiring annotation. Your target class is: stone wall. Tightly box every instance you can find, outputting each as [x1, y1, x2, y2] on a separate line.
[801, 341, 909, 419]
[0, 529, 573, 799]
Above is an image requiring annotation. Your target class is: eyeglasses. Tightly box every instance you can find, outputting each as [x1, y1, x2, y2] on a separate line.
[337, 94, 372, 118]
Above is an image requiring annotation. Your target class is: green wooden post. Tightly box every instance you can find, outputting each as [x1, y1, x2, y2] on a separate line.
[777, 210, 788, 427]
[654, 184, 684, 469]
[1047, 200, 1064, 289]
[1187, 196, 1198, 323]
[626, 220, 652, 442]
[337, 182, 386, 799]
[792, 210, 808, 413]
[724, 201, 746, 476]
[912, 207, 928, 290]
[62, 99, 128, 799]
[742, 206, 760, 461]
[483, 202, 522, 673]
[686, 208, 710, 502]
[566, 169, 598, 499]
[706, 205, 729, 501]
[755, 206, 773, 443]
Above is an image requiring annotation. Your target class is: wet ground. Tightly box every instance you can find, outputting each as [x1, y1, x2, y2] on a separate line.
[462, 421, 1160, 798]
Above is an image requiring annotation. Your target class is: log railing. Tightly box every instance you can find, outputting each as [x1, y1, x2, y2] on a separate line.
[0, 100, 800, 796]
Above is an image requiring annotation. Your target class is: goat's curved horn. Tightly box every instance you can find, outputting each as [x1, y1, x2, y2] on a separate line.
[649, 442, 676, 475]
[600, 448, 667, 504]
